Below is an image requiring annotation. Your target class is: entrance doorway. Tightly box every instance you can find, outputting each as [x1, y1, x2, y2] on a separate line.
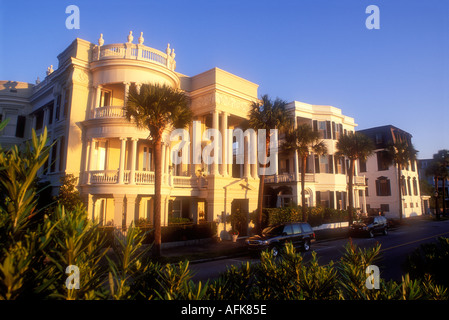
[231, 199, 249, 236]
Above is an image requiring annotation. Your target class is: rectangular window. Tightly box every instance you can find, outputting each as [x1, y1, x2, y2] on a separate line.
[100, 90, 112, 107]
[35, 110, 44, 131]
[318, 191, 330, 208]
[55, 95, 61, 121]
[280, 158, 289, 174]
[15, 115, 26, 138]
[376, 178, 391, 196]
[377, 151, 390, 171]
[48, 102, 54, 125]
[319, 155, 329, 173]
[63, 89, 70, 118]
[50, 139, 58, 172]
[318, 121, 326, 139]
[359, 158, 367, 172]
[380, 204, 390, 212]
[413, 178, 418, 196]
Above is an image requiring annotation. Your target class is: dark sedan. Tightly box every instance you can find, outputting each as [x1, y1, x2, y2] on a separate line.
[246, 222, 315, 257]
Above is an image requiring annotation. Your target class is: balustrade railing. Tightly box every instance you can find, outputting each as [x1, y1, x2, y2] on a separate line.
[135, 171, 155, 184]
[89, 170, 118, 184]
[94, 106, 124, 119]
[264, 173, 315, 183]
[173, 176, 194, 187]
[92, 43, 175, 71]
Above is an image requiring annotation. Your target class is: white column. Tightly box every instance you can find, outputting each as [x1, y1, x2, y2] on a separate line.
[221, 112, 228, 176]
[124, 82, 130, 107]
[135, 83, 142, 94]
[87, 194, 95, 221]
[243, 136, 250, 178]
[125, 194, 137, 228]
[294, 150, 300, 182]
[93, 86, 102, 114]
[212, 110, 219, 175]
[129, 138, 138, 185]
[362, 188, 367, 213]
[165, 144, 170, 181]
[161, 142, 166, 174]
[251, 130, 258, 179]
[113, 194, 125, 229]
[87, 138, 97, 183]
[118, 138, 127, 184]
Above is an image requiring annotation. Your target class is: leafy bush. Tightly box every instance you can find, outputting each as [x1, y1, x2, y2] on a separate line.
[404, 237, 449, 288]
[261, 206, 349, 228]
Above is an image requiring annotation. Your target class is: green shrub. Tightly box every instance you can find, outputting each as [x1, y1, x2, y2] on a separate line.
[404, 237, 449, 288]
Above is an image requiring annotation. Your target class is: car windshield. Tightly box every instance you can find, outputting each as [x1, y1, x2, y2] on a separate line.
[262, 225, 284, 236]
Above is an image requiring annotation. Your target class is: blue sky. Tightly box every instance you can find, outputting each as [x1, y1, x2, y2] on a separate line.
[0, 0, 448, 159]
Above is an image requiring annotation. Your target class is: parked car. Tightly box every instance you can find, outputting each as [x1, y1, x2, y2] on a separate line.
[349, 215, 388, 238]
[246, 222, 315, 257]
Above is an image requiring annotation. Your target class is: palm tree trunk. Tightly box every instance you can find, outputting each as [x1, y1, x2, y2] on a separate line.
[442, 178, 446, 216]
[397, 164, 403, 221]
[301, 154, 307, 222]
[153, 134, 162, 257]
[256, 139, 270, 234]
[435, 176, 440, 220]
[348, 159, 355, 225]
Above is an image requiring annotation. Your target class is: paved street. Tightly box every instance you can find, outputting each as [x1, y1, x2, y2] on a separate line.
[190, 218, 449, 283]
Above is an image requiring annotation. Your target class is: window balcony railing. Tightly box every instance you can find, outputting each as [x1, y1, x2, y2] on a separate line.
[348, 175, 366, 185]
[93, 106, 125, 119]
[264, 173, 315, 184]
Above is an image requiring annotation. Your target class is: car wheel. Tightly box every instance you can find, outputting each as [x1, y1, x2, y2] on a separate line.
[303, 240, 311, 252]
[369, 230, 375, 238]
[270, 245, 281, 257]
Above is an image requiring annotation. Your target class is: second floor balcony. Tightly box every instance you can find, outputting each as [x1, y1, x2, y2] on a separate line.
[86, 169, 208, 189]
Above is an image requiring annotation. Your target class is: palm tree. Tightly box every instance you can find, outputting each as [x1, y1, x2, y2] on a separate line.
[336, 132, 375, 225]
[385, 140, 418, 221]
[283, 123, 327, 222]
[247, 94, 292, 233]
[124, 83, 192, 257]
[427, 150, 449, 218]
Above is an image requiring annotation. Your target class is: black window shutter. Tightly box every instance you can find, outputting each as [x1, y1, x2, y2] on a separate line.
[316, 191, 321, 206]
[313, 120, 318, 132]
[314, 155, 320, 173]
[332, 122, 336, 140]
[326, 121, 332, 139]
[328, 155, 334, 173]
[329, 191, 335, 209]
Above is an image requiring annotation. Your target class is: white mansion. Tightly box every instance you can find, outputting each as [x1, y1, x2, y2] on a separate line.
[0, 32, 424, 235]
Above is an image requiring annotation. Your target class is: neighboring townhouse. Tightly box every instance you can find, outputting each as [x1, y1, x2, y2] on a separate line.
[357, 125, 424, 219]
[263, 101, 368, 213]
[418, 157, 448, 215]
[0, 81, 34, 149]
